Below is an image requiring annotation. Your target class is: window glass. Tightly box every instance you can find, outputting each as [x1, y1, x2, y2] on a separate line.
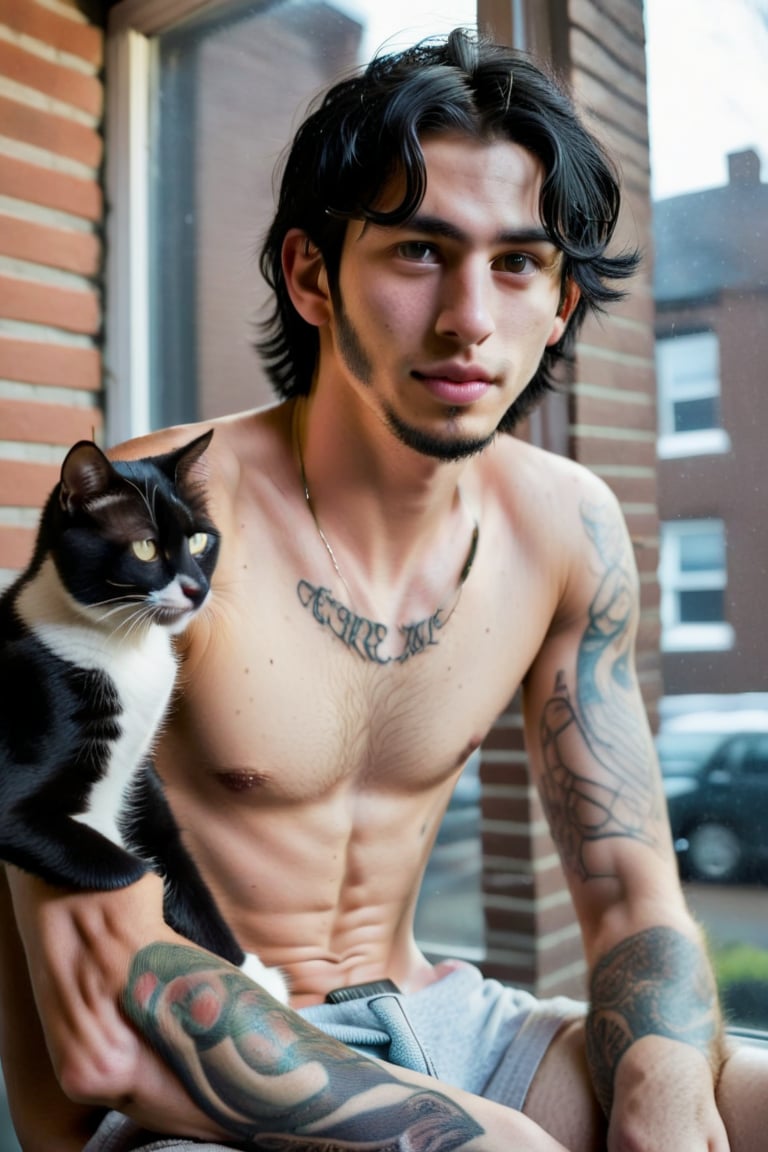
[648, 0, 768, 1032]
[655, 331, 728, 456]
[147, 0, 476, 430]
[679, 529, 725, 573]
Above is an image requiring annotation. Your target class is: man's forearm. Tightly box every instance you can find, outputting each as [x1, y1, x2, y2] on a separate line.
[123, 941, 484, 1149]
[584, 924, 726, 1116]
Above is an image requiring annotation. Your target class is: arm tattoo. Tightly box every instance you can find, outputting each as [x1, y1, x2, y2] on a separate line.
[122, 942, 483, 1149]
[585, 926, 723, 1116]
[537, 501, 661, 879]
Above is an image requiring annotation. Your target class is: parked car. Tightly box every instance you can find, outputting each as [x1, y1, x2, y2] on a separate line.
[657, 713, 768, 883]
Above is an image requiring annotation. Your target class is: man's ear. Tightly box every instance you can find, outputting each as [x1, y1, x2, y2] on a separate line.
[546, 279, 581, 347]
[282, 229, 332, 327]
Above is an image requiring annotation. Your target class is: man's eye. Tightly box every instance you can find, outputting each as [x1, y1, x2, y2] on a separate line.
[396, 241, 439, 263]
[494, 252, 538, 274]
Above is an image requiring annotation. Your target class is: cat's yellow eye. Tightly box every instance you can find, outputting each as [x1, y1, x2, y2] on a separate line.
[131, 539, 158, 562]
[188, 531, 208, 556]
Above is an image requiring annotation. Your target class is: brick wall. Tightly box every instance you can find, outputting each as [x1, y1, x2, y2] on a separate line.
[478, 0, 659, 997]
[0, 0, 104, 584]
[569, 0, 661, 721]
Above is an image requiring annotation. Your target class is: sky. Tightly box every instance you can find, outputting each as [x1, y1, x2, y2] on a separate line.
[332, 0, 768, 202]
[645, 0, 768, 199]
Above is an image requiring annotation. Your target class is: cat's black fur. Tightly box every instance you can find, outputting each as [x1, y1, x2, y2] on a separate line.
[0, 432, 286, 998]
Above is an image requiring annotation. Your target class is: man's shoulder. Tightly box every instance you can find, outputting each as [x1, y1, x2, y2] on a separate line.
[107, 404, 286, 488]
[486, 434, 617, 515]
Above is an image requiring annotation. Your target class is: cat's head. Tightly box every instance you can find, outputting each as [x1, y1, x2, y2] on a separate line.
[47, 430, 220, 635]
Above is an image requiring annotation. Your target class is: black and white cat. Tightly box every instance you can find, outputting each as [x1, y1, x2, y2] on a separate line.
[0, 431, 287, 1001]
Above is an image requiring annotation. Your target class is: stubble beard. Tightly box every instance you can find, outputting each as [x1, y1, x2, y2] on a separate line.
[335, 297, 499, 464]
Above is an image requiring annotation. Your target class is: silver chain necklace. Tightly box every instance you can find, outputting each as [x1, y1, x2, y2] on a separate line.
[294, 409, 480, 636]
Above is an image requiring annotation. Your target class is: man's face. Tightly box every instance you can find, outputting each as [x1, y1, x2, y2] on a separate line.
[324, 132, 577, 461]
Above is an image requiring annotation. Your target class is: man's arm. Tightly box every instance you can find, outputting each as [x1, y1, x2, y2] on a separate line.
[523, 485, 728, 1151]
[7, 869, 568, 1151]
[0, 866, 105, 1152]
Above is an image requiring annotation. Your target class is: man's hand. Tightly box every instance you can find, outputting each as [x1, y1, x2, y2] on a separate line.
[587, 926, 729, 1152]
[608, 1037, 729, 1152]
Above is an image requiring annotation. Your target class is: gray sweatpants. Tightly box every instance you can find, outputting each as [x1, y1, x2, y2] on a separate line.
[84, 962, 584, 1151]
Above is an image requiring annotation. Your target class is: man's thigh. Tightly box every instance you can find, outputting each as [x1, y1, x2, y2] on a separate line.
[717, 1040, 768, 1152]
[523, 1018, 606, 1152]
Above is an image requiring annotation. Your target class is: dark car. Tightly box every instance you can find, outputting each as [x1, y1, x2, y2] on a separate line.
[659, 720, 768, 883]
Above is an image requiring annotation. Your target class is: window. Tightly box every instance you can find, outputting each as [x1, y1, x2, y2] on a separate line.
[659, 519, 733, 651]
[656, 331, 730, 458]
[106, 0, 480, 442]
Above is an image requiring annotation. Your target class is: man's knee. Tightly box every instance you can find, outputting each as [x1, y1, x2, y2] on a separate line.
[716, 1039, 768, 1152]
[523, 1019, 605, 1152]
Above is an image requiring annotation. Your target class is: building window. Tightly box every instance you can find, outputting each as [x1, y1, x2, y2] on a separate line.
[659, 519, 734, 651]
[656, 331, 730, 458]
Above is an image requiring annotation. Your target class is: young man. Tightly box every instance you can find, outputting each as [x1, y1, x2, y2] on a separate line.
[2, 27, 767, 1152]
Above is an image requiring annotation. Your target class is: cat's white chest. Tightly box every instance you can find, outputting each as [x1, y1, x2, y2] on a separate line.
[79, 628, 176, 841]
[17, 560, 177, 842]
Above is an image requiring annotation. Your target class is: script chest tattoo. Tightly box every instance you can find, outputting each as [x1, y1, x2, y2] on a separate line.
[297, 579, 449, 664]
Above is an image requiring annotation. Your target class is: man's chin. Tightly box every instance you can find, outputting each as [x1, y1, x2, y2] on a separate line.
[384, 409, 497, 462]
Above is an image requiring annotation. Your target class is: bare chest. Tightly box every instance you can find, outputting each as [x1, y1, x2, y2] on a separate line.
[162, 561, 547, 804]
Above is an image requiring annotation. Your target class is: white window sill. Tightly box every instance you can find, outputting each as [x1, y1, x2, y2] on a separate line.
[662, 623, 735, 652]
[657, 429, 731, 459]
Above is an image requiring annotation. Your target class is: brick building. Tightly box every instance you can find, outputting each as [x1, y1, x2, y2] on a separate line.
[654, 148, 768, 699]
[0, 0, 658, 999]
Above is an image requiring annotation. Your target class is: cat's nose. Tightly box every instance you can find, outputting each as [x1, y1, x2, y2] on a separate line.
[179, 576, 205, 606]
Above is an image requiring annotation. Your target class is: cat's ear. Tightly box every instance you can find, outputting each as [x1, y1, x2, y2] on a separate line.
[167, 429, 214, 491]
[59, 441, 116, 513]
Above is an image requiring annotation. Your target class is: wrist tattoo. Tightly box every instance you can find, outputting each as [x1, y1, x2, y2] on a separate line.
[585, 926, 722, 1116]
[122, 942, 483, 1149]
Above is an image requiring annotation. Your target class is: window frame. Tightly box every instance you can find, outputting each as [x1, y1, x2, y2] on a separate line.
[659, 518, 734, 652]
[105, 1, 236, 445]
[656, 329, 731, 459]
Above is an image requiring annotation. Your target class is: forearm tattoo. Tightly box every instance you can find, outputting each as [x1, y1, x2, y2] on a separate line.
[122, 942, 483, 1149]
[538, 502, 661, 879]
[585, 926, 723, 1116]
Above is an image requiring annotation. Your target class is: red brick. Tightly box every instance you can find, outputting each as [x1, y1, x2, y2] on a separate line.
[0, 524, 35, 570]
[589, 472, 657, 506]
[0, 39, 102, 118]
[0, 397, 101, 444]
[0, 94, 102, 167]
[0, 154, 101, 220]
[480, 763, 530, 791]
[482, 725, 526, 753]
[574, 391, 656, 432]
[480, 793, 530, 823]
[0, 337, 100, 390]
[2, 0, 103, 67]
[0, 214, 100, 275]
[0, 459, 58, 505]
[0, 274, 99, 334]
[576, 352, 655, 394]
[480, 959, 536, 989]
[571, 433, 656, 469]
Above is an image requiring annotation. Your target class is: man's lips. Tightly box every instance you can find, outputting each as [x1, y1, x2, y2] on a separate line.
[412, 368, 494, 405]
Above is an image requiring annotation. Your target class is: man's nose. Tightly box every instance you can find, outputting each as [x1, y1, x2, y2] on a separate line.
[435, 262, 495, 345]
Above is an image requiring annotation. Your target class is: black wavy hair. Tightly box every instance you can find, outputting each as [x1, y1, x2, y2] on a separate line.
[258, 27, 640, 429]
